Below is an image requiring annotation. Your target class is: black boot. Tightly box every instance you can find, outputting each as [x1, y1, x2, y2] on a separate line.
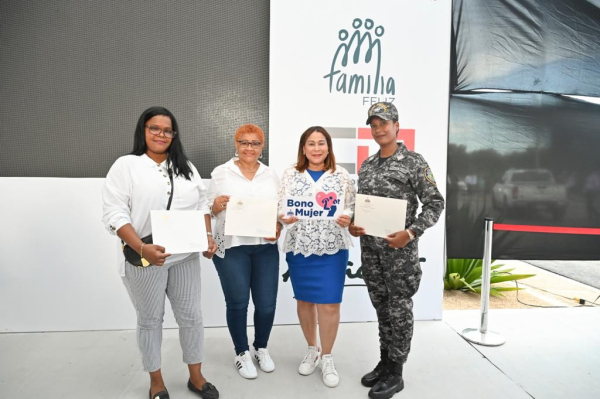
[368, 360, 404, 399]
[361, 349, 389, 387]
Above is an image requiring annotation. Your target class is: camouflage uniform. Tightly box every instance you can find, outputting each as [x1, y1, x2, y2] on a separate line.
[358, 142, 444, 365]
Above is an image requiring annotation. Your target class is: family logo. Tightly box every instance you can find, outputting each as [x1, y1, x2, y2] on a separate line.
[323, 18, 396, 104]
[284, 193, 344, 220]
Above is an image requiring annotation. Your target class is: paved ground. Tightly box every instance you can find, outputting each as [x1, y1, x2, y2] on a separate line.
[525, 261, 600, 291]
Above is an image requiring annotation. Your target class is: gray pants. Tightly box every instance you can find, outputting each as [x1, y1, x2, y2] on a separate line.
[123, 254, 204, 372]
[360, 240, 422, 365]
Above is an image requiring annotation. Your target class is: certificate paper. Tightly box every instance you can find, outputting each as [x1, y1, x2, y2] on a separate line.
[150, 210, 208, 254]
[224, 197, 278, 237]
[354, 194, 407, 238]
[283, 193, 345, 220]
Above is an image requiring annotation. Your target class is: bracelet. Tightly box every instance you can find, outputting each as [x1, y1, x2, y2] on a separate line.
[207, 232, 213, 236]
[406, 229, 415, 241]
[140, 243, 150, 267]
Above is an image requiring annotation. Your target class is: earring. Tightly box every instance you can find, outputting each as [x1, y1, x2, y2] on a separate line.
[235, 150, 239, 157]
[259, 153, 263, 159]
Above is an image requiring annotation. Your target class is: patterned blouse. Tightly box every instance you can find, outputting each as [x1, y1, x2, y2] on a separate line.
[278, 165, 356, 257]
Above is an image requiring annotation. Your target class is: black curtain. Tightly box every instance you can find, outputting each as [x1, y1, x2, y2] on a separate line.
[448, 0, 600, 260]
[452, 0, 600, 96]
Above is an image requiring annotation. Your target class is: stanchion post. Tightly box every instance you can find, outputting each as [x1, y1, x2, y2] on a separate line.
[461, 217, 506, 346]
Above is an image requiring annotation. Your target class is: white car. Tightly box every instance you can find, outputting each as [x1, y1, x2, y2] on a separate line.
[492, 169, 567, 219]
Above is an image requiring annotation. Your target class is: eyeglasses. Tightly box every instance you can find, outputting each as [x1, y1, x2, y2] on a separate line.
[237, 140, 262, 149]
[146, 125, 177, 139]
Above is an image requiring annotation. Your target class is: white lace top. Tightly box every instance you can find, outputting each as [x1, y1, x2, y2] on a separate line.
[278, 166, 356, 257]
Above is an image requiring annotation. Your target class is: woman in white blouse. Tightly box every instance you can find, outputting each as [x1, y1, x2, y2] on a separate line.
[102, 107, 219, 399]
[208, 124, 281, 380]
[278, 126, 356, 388]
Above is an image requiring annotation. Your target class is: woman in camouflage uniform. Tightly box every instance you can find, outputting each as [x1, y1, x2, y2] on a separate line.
[350, 102, 444, 399]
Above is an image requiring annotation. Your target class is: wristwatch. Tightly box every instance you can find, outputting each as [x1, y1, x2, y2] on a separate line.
[406, 229, 415, 241]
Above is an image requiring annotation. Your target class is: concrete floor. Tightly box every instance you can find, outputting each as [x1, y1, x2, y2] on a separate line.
[443, 308, 600, 399]
[1, 308, 599, 399]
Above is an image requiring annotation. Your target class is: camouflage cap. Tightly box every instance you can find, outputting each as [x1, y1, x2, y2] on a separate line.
[366, 102, 398, 125]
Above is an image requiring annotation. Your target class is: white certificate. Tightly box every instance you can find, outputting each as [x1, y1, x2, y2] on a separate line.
[354, 194, 407, 238]
[224, 197, 278, 237]
[150, 210, 208, 254]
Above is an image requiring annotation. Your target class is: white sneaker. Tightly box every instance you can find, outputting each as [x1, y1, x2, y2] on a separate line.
[235, 351, 258, 379]
[320, 354, 339, 388]
[254, 347, 275, 372]
[298, 346, 321, 375]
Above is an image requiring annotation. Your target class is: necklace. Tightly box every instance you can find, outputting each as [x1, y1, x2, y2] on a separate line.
[236, 160, 259, 173]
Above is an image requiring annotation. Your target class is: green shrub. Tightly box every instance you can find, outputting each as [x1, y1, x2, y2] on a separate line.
[444, 258, 535, 297]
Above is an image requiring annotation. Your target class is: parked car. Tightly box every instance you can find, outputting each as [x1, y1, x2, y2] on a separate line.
[492, 169, 567, 219]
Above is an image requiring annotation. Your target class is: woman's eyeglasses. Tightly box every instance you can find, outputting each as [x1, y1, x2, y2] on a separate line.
[146, 125, 177, 139]
[237, 140, 262, 149]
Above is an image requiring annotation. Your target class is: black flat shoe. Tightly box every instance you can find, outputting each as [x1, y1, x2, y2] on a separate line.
[149, 388, 170, 399]
[188, 379, 220, 399]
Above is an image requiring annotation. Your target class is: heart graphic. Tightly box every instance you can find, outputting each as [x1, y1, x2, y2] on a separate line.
[315, 191, 338, 209]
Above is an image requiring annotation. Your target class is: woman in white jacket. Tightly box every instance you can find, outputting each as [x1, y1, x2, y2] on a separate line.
[102, 106, 218, 399]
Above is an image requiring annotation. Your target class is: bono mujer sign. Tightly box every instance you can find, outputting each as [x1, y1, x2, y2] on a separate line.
[284, 192, 345, 219]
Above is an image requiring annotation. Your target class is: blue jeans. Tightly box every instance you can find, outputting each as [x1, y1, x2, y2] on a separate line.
[212, 244, 279, 354]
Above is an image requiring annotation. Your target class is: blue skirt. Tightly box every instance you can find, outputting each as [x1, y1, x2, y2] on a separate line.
[286, 250, 349, 304]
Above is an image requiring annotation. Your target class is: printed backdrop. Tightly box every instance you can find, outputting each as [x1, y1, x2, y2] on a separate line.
[270, 0, 451, 320]
[0, 0, 450, 332]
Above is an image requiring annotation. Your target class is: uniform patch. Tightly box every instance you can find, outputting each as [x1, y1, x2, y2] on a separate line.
[424, 167, 436, 185]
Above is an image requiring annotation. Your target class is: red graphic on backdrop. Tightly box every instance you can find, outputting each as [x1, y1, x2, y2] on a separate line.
[356, 128, 415, 172]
